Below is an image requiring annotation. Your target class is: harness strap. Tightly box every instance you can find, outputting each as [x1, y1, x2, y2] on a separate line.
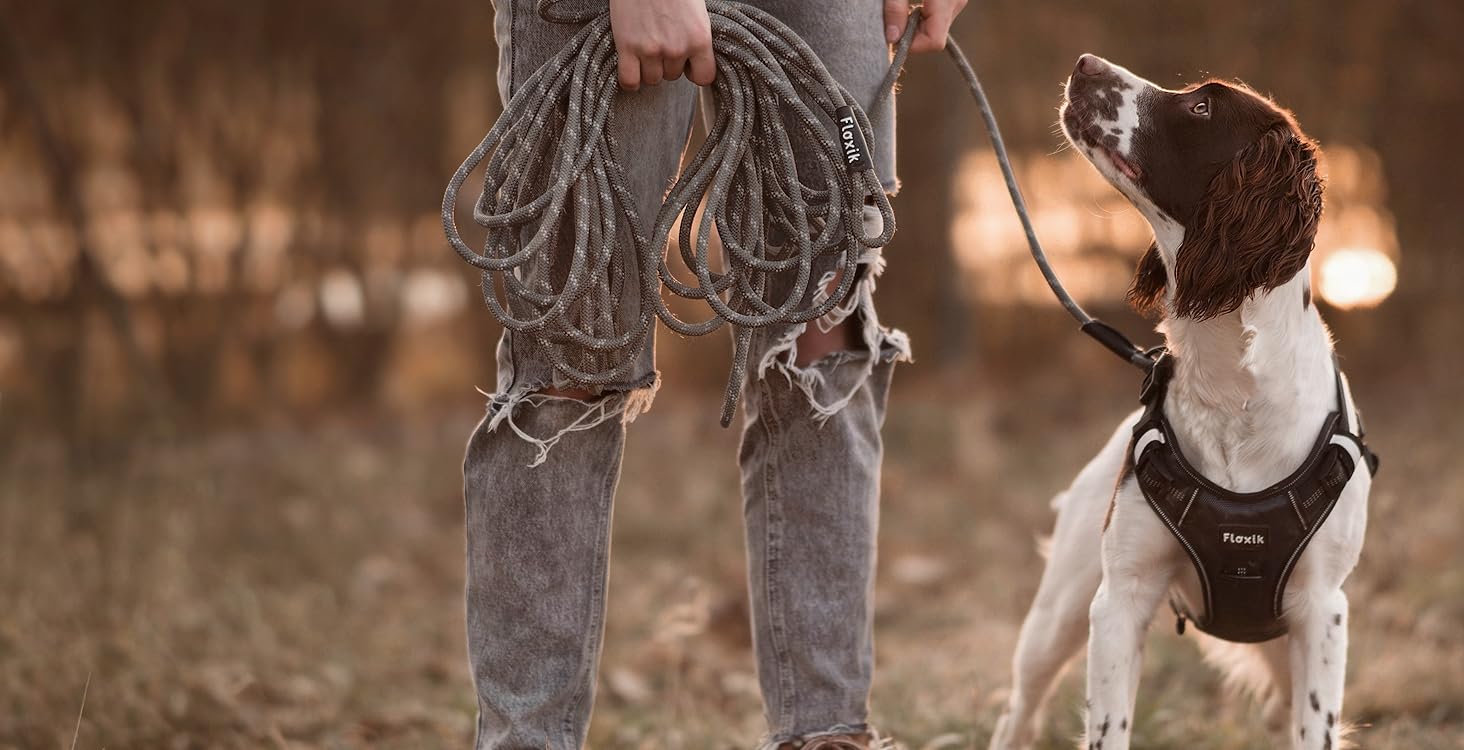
[1331, 353, 1381, 475]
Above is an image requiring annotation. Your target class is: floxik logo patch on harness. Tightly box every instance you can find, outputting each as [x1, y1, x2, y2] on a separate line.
[1219, 525, 1268, 580]
[1220, 527, 1267, 547]
[834, 106, 872, 172]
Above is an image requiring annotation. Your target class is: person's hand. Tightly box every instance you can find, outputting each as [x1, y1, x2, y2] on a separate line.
[883, 0, 970, 53]
[609, 0, 716, 91]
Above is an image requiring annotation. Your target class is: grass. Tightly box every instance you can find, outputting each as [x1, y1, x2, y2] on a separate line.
[3, 373, 1462, 749]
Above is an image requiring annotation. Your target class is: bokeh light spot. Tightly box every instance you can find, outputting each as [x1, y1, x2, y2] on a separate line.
[1318, 247, 1397, 309]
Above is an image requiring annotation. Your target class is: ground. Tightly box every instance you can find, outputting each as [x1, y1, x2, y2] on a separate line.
[3, 375, 1462, 749]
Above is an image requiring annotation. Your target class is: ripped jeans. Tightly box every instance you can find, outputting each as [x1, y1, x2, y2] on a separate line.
[465, 2, 907, 748]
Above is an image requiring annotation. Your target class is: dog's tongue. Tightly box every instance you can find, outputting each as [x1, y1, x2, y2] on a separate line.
[1110, 151, 1141, 180]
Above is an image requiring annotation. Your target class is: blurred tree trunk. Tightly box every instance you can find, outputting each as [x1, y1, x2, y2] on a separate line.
[885, 39, 972, 371]
[1372, 0, 1464, 384]
[0, 22, 171, 447]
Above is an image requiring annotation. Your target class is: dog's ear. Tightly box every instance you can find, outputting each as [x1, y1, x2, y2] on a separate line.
[1127, 241, 1167, 318]
[1170, 128, 1324, 320]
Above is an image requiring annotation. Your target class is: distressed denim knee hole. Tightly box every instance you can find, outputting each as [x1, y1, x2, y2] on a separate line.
[481, 384, 653, 467]
[752, 203, 912, 422]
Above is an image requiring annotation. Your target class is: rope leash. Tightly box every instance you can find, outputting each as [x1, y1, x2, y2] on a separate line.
[927, 22, 1155, 371]
[443, 2, 1152, 428]
[444, 0, 894, 426]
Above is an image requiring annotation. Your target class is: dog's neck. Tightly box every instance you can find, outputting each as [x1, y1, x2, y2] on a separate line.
[1155, 252, 1337, 492]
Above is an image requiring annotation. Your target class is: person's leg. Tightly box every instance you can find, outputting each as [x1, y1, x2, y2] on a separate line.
[463, 3, 697, 748]
[739, 324, 901, 746]
[736, 2, 909, 746]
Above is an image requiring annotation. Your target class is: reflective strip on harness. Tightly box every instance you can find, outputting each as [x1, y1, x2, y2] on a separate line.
[1132, 427, 1165, 463]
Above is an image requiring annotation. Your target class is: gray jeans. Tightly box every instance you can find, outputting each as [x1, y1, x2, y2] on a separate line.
[464, 2, 907, 748]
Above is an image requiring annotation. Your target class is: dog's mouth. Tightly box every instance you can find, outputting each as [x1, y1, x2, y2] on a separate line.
[1102, 146, 1142, 181]
[1060, 99, 1143, 182]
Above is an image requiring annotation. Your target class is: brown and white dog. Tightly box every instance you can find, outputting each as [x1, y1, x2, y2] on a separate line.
[987, 55, 1371, 750]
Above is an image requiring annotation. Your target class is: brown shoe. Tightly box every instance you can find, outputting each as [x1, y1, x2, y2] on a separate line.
[776, 732, 880, 750]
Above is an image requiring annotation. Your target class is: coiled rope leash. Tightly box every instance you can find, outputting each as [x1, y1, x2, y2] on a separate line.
[444, 2, 1152, 428]
[444, 0, 894, 426]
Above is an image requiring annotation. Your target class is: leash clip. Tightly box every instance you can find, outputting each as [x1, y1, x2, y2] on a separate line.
[1138, 349, 1172, 406]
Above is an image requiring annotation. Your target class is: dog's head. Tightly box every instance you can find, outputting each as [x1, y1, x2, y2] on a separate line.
[1060, 54, 1324, 320]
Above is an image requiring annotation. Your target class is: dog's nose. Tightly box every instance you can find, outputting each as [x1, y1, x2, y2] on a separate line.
[1076, 54, 1108, 77]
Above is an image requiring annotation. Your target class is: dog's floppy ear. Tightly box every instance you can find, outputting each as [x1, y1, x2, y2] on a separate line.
[1127, 241, 1167, 318]
[1169, 128, 1324, 320]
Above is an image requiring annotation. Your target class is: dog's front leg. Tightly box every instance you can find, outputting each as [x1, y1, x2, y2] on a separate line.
[1289, 589, 1348, 750]
[1083, 487, 1178, 750]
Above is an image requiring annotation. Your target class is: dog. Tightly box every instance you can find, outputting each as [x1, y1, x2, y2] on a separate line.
[987, 55, 1376, 750]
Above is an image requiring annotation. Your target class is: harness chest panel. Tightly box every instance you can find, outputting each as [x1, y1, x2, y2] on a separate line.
[1129, 352, 1377, 644]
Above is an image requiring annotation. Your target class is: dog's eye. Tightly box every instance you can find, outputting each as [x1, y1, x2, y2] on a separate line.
[1191, 100, 1210, 117]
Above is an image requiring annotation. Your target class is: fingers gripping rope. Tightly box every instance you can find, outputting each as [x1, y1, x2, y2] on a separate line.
[443, 0, 896, 426]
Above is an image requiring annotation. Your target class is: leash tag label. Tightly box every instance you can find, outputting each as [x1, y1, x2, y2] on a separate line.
[834, 106, 872, 172]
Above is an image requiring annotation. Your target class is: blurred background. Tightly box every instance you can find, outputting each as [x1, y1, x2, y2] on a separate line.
[2, 1, 1460, 748]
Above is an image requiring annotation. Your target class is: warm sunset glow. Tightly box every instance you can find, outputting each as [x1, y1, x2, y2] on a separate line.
[951, 150, 1151, 305]
[1318, 247, 1397, 309]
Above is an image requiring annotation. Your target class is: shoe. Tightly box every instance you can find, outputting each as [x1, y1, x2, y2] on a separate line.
[776, 731, 887, 750]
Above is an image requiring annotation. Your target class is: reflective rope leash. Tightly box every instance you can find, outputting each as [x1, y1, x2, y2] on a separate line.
[443, 0, 894, 426]
[900, 13, 1156, 372]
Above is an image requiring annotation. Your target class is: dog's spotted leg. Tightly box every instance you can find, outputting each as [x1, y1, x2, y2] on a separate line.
[1258, 636, 1295, 731]
[1289, 589, 1348, 750]
[990, 412, 1142, 750]
[1084, 485, 1178, 750]
[988, 510, 1101, 750]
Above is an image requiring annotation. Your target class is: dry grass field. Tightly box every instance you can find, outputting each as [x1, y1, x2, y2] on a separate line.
[4, 372, 1462, 749]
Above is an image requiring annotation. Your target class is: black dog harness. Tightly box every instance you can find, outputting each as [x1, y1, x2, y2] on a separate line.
[1129, 351, 1379, 643]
